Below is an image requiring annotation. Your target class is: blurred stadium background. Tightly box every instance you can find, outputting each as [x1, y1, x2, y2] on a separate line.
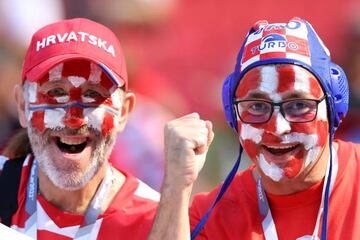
[0, 0, 359, 195]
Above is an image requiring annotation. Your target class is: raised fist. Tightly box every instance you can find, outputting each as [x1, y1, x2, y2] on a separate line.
[164, 113, 214, 187]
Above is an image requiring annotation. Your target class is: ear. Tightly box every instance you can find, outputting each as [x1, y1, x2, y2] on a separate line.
[14, 84, 28, 128]
[116, 91, 136, 132]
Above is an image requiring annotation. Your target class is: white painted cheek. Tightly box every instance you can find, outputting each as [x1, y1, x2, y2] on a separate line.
[316, 100, 327, 121]
[26, 109, 33, 123]
[260, 66, 281, 102]
[49, 63, 64, 82]
[304, 146, 321, 167]
[82, 96, 96, 103]
[44, 109, 66, 129]
[55, 96, 70, 103]
[282, 133, 320, 167]
[240, 123, 264, 144]
[258, 154, 284, 181]
[89, 63, 102, 84]
[294, 67, 310, 93]
[28, 82, 38, 103]
[68, 76, 86, 88]
[83, 107, 105, 132]
[112, 115, 119, 129]
[110, 91, 123, 109]
[275, 111, 291, 135]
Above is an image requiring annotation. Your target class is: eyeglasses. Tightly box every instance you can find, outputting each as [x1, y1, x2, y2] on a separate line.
[234, 95, 326, 124]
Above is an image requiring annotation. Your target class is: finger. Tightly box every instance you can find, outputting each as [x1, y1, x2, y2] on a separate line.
[205, 120, 215, 147]
[195, 144, 207, 155]
[193, 131, 211, 155]
[166, 115, 204, 130]
[178, 112, 200, 120]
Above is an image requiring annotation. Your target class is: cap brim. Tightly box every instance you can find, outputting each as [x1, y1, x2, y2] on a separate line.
[23, 54, 126, 88]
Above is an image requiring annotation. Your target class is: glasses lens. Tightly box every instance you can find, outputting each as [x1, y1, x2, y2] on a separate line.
[236, 101, 271, 123]
[282, 99, 317, 122]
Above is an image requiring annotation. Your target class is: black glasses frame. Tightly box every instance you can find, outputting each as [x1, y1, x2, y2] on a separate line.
[233, 95, 326, 124]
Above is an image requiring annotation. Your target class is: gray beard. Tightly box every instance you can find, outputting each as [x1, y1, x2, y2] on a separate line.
[27, 126, 117, 191]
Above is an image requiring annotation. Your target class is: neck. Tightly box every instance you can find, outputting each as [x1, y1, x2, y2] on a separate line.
[38, 162, 108, 214]
[254, 140, 337, 195]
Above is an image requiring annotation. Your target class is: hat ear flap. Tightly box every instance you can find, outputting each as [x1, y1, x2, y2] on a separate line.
[222, 73, 238, 131]
[329, 62, 349, 128]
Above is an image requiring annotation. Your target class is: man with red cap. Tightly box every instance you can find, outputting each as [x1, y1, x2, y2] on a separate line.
[149, 17, 360, 239]
[0, 18, 159, 239]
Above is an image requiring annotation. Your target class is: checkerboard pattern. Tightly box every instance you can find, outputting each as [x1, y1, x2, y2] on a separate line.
[240, 19, 311, 71]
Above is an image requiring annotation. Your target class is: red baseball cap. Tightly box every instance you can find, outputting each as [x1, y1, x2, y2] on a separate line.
[22, 18, 127, 89]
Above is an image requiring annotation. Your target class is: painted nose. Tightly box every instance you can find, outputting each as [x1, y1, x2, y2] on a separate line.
[266, 109, 291, 135]
[63, 105, 87, 128]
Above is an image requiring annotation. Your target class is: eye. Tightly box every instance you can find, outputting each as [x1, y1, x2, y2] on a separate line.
[247, 102, 271, 115]
[46, 88, 67, 97]
[283, 100, 315, 116]
[238, 101, 271, 116]
[83, 89, 103, 98]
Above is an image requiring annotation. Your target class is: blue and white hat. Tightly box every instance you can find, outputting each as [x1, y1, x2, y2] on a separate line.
[226, 17, 349, 132]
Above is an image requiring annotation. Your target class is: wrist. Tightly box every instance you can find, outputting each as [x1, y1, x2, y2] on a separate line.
[162, 175, 193, 197]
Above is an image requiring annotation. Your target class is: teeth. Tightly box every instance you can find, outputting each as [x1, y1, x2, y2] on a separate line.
[266, 145, 297, 150]
[59, 136, 87, 145]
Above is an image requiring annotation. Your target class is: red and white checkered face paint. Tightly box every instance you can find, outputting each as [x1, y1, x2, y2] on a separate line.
[25, 60, 123, 136]
[236, 64, 328, 181]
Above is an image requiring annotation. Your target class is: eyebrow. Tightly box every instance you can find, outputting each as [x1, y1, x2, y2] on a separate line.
[235, 91, 269, 100]
[235, 91, 320, 101]
[281, 92, 318, 99]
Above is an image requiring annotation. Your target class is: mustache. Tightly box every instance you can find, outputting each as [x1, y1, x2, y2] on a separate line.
[37, 125, 101, 137]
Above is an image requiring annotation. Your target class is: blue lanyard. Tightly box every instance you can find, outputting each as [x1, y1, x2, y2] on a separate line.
[24, 155, 114, 239]
[191, 147, 243, 239]
[256, 146, 338, 240]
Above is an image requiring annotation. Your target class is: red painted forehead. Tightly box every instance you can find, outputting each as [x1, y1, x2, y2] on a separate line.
[236, 64, 323, 99]
[38, 60, 112, 85]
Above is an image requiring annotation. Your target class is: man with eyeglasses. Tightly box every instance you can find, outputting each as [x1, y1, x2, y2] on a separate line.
[149, 17, 360, 239]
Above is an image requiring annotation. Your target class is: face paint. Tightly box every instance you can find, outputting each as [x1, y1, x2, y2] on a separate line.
[258, 66, 281, 102]
[236, 64, 329, 181]
[258, 153, 283, 181]
[275, 112, 291, 135]
[25, 60, 123, 136]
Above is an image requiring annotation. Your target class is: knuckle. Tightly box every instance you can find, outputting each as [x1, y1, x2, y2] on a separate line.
[189, 112, 200, 119]
[165, 121, 177, 132]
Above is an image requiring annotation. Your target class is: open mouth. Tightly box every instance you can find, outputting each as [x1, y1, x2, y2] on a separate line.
[55, 137, 88, 154]
[263, 144, 300, 156]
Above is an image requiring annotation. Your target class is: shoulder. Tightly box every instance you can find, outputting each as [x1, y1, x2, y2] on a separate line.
[122, 170, 160, 202]
[102, 171, 159, 235]
[189, 167, 260, 237]
[108, 170, 159, 214]
[335, 139, 360, 163]
[190, 167, 256, 219]
[133, 178, 160, 202]
[333, 139, 360, 185]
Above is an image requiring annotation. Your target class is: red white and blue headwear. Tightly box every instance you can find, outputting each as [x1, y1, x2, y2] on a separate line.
[222, 17, 349, 133]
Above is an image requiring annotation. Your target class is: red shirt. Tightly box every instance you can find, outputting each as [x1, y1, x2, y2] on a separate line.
[190, 139, 360, 239]
[6, 156, 159, 240]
